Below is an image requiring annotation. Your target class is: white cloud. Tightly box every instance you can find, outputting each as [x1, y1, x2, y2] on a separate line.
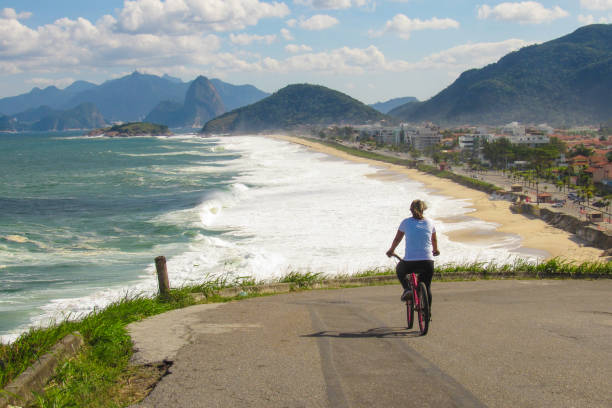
[294, 0, 351, 9]
[0, 13, 224, 74]
[578, 13, 612, 23]
[580, 0, 612, 10]
[477, 2, 569, 24]
[286, 18, 298, 27]
[299, 14, 339, 30]
[280, 28, 294, 40]
[116, 0, 290, 34]
[262, 45, 386, 74]
[293, 0, 372, 9]
[1, 8, 32, 20]
[285, 43, 313, 52]
[229, 33, 276, 45]
[258, 40, 528, 76]
[370, 15, 459, 39]
[394, 38, 533, 71]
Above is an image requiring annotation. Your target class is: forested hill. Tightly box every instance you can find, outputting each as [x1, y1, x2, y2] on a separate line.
[370, 96, 418, 114]
[389, 24, 612, 126]
[201, 84, 388, 134]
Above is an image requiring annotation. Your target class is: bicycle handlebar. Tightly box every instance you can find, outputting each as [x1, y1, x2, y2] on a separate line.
[390, 253, 402, 261]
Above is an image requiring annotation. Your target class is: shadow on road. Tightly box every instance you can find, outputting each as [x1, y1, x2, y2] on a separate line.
[303, 327, 421, 339]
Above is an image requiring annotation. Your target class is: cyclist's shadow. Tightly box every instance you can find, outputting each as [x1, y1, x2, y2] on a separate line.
[303, 327, 421, 339]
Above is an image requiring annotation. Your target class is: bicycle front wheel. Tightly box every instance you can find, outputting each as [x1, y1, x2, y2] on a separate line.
[417, 282, 430, 336]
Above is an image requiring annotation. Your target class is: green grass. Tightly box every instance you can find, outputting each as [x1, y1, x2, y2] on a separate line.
[2, 259, 611, 407]
[0, 290, 195, 407]
[279, 271, 324, 288]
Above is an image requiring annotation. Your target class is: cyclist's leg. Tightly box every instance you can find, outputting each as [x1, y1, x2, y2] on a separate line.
[417, 260, 434, 307]
[395, 260, 410, 290]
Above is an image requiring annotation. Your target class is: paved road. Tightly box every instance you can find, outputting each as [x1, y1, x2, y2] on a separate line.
[129, 280, 612, 407]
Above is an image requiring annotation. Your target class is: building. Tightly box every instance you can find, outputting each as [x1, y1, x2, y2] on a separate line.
[402, 124, 441, 150]
[499, 122, 549, 147]
[354, 125, 401, 145]
[588, 163, 612, 184]
[510, 133, 550, 147]
[501, 122, 525, 137]
[458, 134, 493, 150]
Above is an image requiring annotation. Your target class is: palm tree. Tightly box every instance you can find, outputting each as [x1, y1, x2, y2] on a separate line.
[584, 185, 595, 206]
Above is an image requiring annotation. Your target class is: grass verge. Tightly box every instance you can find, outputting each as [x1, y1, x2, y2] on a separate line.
[1, 258, 611, 406]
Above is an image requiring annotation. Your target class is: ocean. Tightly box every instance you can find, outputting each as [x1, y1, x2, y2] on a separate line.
[0, 131, 539, 342]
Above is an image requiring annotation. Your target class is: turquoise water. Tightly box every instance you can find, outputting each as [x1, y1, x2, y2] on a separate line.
[0, 131, 237, 339]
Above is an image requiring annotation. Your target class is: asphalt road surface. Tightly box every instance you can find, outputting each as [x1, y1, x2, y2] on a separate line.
[129, 280, 612, 408]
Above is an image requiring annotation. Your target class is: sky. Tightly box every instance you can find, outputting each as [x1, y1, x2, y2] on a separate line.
[0, 0, 610, 104]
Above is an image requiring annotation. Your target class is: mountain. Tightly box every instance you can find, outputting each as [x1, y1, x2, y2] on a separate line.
[144, 101, 184, 127]
[370, 97, 418, 114]
[202, 83, 388, 134]
[66, 72, 189, 122]
[145, 76, 225, 127]
[0, 86, 67, 115]
[14, 105, 56, 123]
[0, 73, 269, 123]
[63, 80, 97, 94]
[0, 115, 13, 131]
[389, 24, 612, 126]
[30, 103, 106, 131]
[209, 79, 269, 111]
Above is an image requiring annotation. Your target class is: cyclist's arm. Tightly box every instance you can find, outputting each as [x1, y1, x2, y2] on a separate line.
[432, 231, 440, 256]
[386, 230, 404, 257]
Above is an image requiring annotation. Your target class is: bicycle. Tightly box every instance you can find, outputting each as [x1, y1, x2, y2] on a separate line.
[391, 253, 431, 336]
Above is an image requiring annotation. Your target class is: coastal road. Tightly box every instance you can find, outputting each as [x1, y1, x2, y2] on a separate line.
[129, 280, 612, 408]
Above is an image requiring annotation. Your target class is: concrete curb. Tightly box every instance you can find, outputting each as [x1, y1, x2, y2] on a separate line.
[0, 332, 84, 408]
[190, 271, 610, 302]
[189, 275, 400, 302]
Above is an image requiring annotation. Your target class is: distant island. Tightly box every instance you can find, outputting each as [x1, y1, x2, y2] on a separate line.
[87, 122, 172, 137]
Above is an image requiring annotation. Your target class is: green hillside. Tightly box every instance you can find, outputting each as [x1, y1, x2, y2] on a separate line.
[202, 84, 388, 134]
[389, 24, 612, 126]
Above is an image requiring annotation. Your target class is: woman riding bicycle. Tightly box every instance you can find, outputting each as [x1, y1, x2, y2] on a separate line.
[386, 199, 439, 306]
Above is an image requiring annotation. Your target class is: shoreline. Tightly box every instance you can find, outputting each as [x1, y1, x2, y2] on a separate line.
[268, 134, 604, 263]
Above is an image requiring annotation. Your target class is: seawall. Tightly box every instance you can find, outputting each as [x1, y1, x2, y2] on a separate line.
[510, 203, 612, 250]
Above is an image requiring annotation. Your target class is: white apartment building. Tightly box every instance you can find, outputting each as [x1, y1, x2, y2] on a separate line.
[501, 122, 525, 137]
[499, 122, 549, 147]
[354, 125, 401, 145]
[402, 124, 441, 150]
[458, 134, 493, 150]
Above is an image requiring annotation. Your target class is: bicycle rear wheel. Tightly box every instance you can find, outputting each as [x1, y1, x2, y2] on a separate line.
[406, 294, 414, 329]
[417, 282, 430, 336]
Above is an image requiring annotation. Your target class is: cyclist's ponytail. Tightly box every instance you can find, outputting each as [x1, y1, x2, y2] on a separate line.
[410, 199, 427, 220]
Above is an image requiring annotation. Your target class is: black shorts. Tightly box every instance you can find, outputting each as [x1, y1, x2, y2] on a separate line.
[395, 260, 434, 292]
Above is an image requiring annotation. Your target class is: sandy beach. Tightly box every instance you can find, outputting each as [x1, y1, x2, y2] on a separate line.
[269, 134, 604, 263]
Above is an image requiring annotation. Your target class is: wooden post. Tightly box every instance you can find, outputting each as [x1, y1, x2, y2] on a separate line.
[155, 256, 170, 296]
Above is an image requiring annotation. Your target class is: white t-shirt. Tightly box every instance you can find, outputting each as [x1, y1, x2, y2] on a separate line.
[398, 217, 436, 261]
